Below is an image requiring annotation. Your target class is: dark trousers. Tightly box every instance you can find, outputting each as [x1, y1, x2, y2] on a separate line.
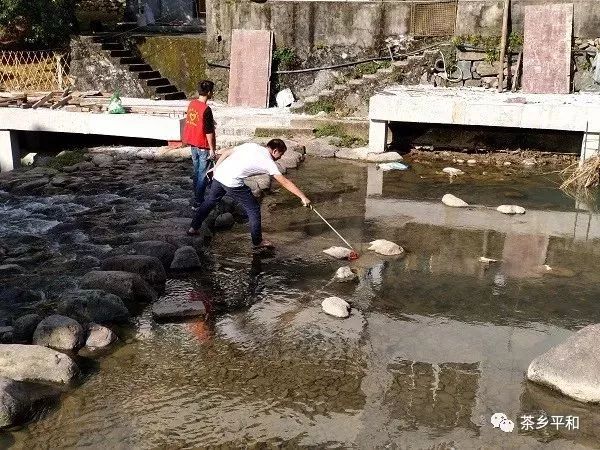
[191, 147, 212, 204]
[191, 180, 263, 246]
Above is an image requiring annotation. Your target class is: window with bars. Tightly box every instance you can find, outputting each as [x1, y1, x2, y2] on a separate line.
[410, 1, 458, 37]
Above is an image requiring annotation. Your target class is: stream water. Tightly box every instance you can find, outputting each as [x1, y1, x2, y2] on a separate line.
[3, 157, 600, 449]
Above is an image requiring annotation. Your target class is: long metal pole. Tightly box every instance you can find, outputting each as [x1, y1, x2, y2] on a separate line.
[310, 206, 355, 250]
[498, 0, 511, 93]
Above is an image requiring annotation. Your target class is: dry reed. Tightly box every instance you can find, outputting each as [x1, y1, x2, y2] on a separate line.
[560, 156, 600, 191]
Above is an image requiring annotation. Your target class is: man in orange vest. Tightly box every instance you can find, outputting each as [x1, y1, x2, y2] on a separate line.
[182, 80, 216, 207]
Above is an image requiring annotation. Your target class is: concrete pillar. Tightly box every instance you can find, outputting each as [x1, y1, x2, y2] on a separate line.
[579, 131, 600, 165]
[0, 130, 19, 172]
[368, 119, 388, 153]
[366, 164, 383, 197]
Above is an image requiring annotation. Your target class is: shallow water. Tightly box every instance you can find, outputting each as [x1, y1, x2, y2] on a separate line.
[4, 157, 600, 449]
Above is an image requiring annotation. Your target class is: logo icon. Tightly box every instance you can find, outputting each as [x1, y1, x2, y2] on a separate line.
[491, 413, 514, 433]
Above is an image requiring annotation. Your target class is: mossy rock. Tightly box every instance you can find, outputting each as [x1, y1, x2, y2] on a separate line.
[134, 35, 207, 97]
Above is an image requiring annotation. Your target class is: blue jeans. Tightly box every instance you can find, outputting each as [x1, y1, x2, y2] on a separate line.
[191, 147, 212, 204]
[191, 180, 263, 246]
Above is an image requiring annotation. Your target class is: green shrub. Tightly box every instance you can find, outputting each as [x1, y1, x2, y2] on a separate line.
[332, 135, 367, 148]
[273, 47, 300, 71]
[0, 0, 75, 48]
[304, 100, 335, 115]
[314, 124, 343, 138]
[314, 123, 367, 148]
[47, 150, 86, 169]
[452, 33, 524, 64]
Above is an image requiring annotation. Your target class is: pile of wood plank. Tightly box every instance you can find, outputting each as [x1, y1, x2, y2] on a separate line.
[0, 90, 185, 117]
[0, 90, 111, 112]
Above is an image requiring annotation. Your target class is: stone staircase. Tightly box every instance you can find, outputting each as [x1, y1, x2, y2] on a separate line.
[290, 49, 439, 115]
[212, 107, 295, 150]
[90, 35, 186, 100]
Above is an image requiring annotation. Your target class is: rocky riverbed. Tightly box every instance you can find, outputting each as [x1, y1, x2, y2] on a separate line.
[0, 144, 307, 429]
[2, 149, 600, 448]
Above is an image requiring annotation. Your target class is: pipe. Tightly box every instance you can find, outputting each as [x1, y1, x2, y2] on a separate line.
[498, 0, 511, 92]
[207, 41, 450, 74]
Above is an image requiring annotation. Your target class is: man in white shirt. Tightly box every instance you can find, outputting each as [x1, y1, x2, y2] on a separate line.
[188, 139, 311, 250]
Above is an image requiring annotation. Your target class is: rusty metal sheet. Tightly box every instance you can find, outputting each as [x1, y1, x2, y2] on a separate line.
[227, 29, 273, 108]
[522, 4, 573, 94]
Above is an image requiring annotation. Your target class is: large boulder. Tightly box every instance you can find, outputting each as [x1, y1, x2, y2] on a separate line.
[0, 344, 78, 384]
[12, 314, 42, 344]
[0, 327, 12, 344]
[91, 154, 114, 167]
[80, 271, 158, 303]
[527, 324, 600, 403]
[321, 297, 351, 318]
[33, 315, 85, 351]
[170, 246, 201, 270]
[85, 323, 118, 349]
[278, 148, 304, 171]
[304, 141, 338, 158]
[101, 255, 166, 285]
[442, 194, 469, 207]
[130, 240, 177, 269]
[152, 299, 206, 321]
[0, 264, 26, 276]
[214, 213, 235, 230]
[244, 175, 271, 192]
[0, 377, 61, 428]
[57, 289, 129, 324]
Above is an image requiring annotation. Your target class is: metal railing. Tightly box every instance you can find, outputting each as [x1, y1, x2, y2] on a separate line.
[0, 50, 72, 92]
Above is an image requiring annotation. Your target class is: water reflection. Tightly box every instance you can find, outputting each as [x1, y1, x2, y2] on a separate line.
[8, 159, 600, 448]
[365, 165, 600, 281]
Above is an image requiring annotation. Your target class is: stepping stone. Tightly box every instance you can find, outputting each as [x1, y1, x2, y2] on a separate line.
[152, 299, 206, 320]
[497, 205, 526, 214]
[442, 194, 468, 207]
[321, 297, 350, 318]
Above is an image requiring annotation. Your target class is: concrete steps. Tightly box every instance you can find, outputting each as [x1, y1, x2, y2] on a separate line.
[291, 51, 438, 115]
[91, 35, 186, 101]
[216, 134, 253, 150]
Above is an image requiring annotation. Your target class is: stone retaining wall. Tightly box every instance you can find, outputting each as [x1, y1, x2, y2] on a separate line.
[70, 36, 147, 97]
[430, 40, 600, 92]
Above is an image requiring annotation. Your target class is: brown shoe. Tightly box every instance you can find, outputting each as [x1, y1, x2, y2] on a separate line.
[187, 228, 202, 236]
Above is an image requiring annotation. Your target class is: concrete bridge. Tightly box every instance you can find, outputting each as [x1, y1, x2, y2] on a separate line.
[0, 107, 184, 172]
[368, 86, 600, 161]
[0, 99, 297, 172]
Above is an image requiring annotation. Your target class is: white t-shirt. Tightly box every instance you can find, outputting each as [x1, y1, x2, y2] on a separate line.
[214, 143, 282, 188]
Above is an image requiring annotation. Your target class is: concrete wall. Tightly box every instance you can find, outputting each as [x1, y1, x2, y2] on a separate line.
[457, 0, 600, 37]
[208, 0, 600, 53]
[205, 0, 413, 100]
[206, 1, 412, 60]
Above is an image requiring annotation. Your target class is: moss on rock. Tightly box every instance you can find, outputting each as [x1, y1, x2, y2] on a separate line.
[135, 35, 207, 97]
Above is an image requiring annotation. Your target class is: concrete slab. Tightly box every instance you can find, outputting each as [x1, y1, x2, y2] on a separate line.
[368, 86, 600, 158]
[522, 4, 573, 94]
[0, 109, 184, 141]
[228, 29, 273, 108]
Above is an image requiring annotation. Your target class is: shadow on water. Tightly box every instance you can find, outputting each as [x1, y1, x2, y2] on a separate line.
[5, 157, 600, 448]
